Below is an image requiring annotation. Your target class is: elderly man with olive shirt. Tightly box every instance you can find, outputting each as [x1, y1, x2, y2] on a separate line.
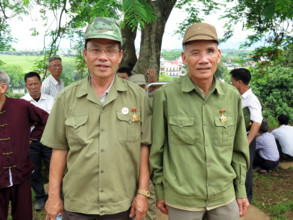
[150, 23, 250, 220]
[41, 17, 151, 220]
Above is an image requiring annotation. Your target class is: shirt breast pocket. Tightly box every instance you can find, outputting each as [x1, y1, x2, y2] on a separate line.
[214, 116, 234, 147]
[168, 116, 195, 145]
[117, 111, 140, 143]
[65, 115, 88, 147]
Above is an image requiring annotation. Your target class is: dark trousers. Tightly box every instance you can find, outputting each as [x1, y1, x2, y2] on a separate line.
[0, 176, 32, 220]
[276, 140, 293, 161]
[245, 137, 256, 203]
[30, 140, 52, 202]
[63, 209, 131, 220]
[254, 153, 279, 170]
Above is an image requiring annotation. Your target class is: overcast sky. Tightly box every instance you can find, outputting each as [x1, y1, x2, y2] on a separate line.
[9, 6, 254, 51]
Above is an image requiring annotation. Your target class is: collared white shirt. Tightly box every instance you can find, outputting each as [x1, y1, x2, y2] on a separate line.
[241, 88, 263, 123]
[21, 92, 54, 113]
[272, 125, 293, 156]
[41, 74, 64, 99]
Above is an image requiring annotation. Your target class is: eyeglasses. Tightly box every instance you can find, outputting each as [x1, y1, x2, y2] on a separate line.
[87, 47, 119, 57]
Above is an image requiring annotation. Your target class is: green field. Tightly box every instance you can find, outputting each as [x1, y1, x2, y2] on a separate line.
[0, 55, 75, 72]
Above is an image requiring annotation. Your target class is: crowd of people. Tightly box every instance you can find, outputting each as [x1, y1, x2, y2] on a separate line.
[0, 16, 292, 220]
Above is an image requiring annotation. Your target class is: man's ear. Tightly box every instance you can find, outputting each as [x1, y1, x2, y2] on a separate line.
[0, 83, 8, 94]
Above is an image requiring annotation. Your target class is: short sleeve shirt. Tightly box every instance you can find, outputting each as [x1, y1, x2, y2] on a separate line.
[41, 75, 152, 215]
[241, 88, 262, 123]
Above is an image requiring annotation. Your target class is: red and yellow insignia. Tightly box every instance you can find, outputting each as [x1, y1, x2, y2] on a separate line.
[219, 110, 227, 123]
[132, 109, 139, 122]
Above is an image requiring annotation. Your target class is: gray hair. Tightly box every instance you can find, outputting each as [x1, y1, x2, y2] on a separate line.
[47, 56, 62, 67]
[0, 70, 10, 85]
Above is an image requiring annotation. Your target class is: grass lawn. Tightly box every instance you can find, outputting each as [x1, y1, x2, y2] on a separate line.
[0, 55, 75, 72]
[252, 167, 293, 220]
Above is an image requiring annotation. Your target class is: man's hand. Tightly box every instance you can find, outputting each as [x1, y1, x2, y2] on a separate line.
[156, 200, 168, 214]
[129, 194, 149, 220]
[146, 68, 157, 83]
[45, 196, 64, 220]
[237, 198, 250, 217]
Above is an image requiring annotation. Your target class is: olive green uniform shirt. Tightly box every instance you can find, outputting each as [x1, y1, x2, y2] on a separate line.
[41, 75, 152, 215]
[150, 75, 249, 208]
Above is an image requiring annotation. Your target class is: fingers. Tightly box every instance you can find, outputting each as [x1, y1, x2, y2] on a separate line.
[129, 205, 135, 218]
[156, 200, 168, 214]
[237, 198, 250, 217]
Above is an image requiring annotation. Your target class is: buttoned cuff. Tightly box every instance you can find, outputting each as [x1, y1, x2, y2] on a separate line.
[154, 183, 164, 200]
[235, 184, 247, 198]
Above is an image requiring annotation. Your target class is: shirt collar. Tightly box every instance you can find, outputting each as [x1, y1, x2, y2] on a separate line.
[49, 74, 60, 86]
[241, 88, 252, 99]
[25, 93, 47, 102]
[77, 74, 128, 99]
[181, 74, 224, 96]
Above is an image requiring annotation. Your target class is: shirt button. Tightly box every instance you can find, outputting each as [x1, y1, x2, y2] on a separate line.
[101, 170, 104, 173]
[101, 128, 104, 132]
[101, 149, 104, 152]
[100, 189, 104, 192]
[208, 164, 211, 167]
[203, 123, 206, 126]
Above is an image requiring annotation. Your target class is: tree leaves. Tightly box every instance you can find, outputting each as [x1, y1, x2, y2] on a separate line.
[122, 0, 156, 31]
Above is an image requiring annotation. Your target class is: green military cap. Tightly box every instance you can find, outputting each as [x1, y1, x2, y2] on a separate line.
[84, 17, 122, 44]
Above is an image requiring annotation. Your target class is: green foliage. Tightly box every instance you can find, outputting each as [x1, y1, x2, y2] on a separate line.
[0, 64, 25, 87]
[161, 50, 182, 61]
[159, 74, 176, 82]
[0, 0, 29, 51]
[250, 65, 293, 126]
[223, 0, 293, 63]
[175, 0, 222, 36]
[123, 0, 156, 31]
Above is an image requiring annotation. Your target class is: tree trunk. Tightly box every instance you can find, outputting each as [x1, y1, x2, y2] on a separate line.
[120, 23, 138, 70]
[132, 0, 177, 79]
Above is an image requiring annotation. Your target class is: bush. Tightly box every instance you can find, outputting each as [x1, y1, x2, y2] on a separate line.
[250, 65, 293, 127]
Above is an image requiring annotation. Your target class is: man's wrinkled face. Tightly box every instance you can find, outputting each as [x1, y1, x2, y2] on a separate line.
[84, 38, 123, 80]
[47, 59, 63, 80]
[182, 40, 221, 84]
[25, 76, 41, 99]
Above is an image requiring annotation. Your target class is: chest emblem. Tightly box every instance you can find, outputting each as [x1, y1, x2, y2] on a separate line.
[132, 108, 139, 122]
[219, 110, 227, 123]
[122, 107, 129, 115]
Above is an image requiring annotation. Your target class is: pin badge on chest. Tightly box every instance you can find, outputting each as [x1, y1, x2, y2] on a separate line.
[122, 107, 129, 115]
[220, 110, 227, 123]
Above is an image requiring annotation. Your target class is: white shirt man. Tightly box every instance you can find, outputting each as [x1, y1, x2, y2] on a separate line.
[41, 56, 64, 99]
[272, 124, 293, 157]
[21, 72, 54, 211]
[241, 88, 263, 125]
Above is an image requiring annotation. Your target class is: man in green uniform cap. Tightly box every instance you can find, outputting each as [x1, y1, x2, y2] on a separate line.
[150, 23, 250, 220]
[42, 17, 152, 220]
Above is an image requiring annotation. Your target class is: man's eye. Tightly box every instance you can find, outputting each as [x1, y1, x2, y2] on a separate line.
[93, 49, 101, 53]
